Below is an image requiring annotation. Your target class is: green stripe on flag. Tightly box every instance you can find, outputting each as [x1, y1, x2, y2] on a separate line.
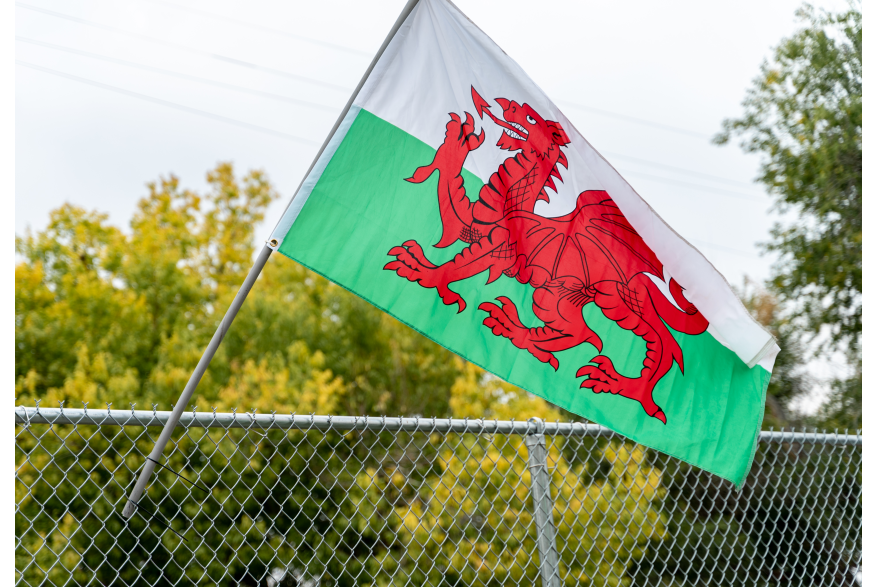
[279, 108, 770, 485]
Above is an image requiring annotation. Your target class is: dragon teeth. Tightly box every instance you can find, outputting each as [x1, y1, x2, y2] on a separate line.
[504, 128, 525, 140]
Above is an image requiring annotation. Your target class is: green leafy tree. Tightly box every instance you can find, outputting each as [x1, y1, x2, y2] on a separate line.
[16, 163, 669, 585]
[814, 358, 862, 430]
[15, 163, 461, 417]
[715, 3, 861, 430]
[715, 4, 862, 352]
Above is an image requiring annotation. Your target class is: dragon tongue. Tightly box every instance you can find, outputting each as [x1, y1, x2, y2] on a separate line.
[471, 86, 492, 119]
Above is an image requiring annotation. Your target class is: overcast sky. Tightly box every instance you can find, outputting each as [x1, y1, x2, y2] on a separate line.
[15, 0, 848, 288]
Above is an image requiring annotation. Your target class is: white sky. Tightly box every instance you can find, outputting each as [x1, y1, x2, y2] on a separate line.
[14, 0, 856, 411]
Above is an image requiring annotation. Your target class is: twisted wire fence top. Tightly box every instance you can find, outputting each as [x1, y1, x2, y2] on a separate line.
[15, 405, 862, 586]
[14, 406, 864, 443]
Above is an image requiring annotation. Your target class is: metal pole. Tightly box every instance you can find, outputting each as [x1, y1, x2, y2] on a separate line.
[525, 418, 561, 587]
[123, 0, 423, 521]
[122, 244, 273, 518]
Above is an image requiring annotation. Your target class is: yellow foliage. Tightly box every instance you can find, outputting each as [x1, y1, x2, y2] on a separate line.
[216, 343, 346, 415]
[449, 358, 562, 422]
[15, 162, 674, 586]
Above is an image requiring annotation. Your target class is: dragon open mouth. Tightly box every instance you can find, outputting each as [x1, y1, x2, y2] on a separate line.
[502, 121, 528, 141]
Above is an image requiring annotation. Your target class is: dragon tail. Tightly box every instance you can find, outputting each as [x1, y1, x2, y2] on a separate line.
[647, 277, 709, 336]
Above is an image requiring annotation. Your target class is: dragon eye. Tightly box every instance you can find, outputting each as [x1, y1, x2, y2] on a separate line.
[526, 115, 536, 124]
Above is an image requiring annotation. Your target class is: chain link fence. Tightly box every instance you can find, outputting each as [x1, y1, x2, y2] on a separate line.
[15, 405, 862, 586]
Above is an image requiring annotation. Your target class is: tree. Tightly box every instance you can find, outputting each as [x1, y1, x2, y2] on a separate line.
[16, 163, 668, 585]
[15, 163, 462, 417]
[14, 163, 463, 585]
[813, 358, 862, 430]
[715, 4, 862, 354]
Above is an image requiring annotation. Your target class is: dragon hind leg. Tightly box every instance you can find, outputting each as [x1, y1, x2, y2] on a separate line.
[478, 277, 603, 371]
[576, 274, 684, 424]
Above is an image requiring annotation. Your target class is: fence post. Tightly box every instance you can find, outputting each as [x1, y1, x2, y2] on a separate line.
[525, 418, 560, 587]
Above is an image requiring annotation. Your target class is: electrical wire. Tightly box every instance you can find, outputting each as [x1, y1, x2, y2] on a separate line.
[556, 99, 712, 140]
[17, 36, 342, 113]
[17, 62, 768, 258]
[16, 53, 765, 203]
[17, 60, 321, 146]
[602, 151, 758, 189]
[619, 169, 767, 202]
[136, 0, 372, 58]
[17, 3, 718, 144]
[17, 6, 768, 202]
[16, 2, 352, 92]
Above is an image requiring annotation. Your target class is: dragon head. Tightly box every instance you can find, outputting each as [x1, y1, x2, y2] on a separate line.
[471, 86, 570, 161]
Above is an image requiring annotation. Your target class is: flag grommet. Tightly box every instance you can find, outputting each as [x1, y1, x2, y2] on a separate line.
[268, 238, 279, 249]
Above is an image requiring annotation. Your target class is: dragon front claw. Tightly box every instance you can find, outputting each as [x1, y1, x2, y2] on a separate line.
[385, 241, 466, 313]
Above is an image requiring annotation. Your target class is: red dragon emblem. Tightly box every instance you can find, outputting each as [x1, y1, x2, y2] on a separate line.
[385, 87, 709, 423]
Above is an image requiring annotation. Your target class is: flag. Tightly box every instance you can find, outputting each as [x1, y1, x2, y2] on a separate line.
[269, 0, 779, 486]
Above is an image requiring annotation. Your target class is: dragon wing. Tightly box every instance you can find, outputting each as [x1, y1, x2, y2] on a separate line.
[505, 190, 663, 286]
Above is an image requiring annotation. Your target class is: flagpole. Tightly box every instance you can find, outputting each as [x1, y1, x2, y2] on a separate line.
[122, 0, 422, 520]
[121, 243, 272, 518]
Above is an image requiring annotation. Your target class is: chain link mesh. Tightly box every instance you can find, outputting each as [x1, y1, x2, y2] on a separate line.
[15, 406, 861, 586]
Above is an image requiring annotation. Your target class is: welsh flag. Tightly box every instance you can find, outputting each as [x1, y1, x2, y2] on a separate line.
[270, 0, 779, 486]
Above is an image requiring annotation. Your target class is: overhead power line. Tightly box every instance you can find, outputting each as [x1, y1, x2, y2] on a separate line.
[137, 0, 372, 58]
[18, 3, 720, 145]
[17, 37, 342, 113]
[556, 99, 712, 140]
[17, 5, 763, 202]
[16, 3, 351, 92]
[16, 52, 762, 203]
[17, 58, 767, 219]
[20, 63, 763, 261]
[17, 60, 320, 146]
[603, 151, 759, 189]
[619, 169, 767, 202]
